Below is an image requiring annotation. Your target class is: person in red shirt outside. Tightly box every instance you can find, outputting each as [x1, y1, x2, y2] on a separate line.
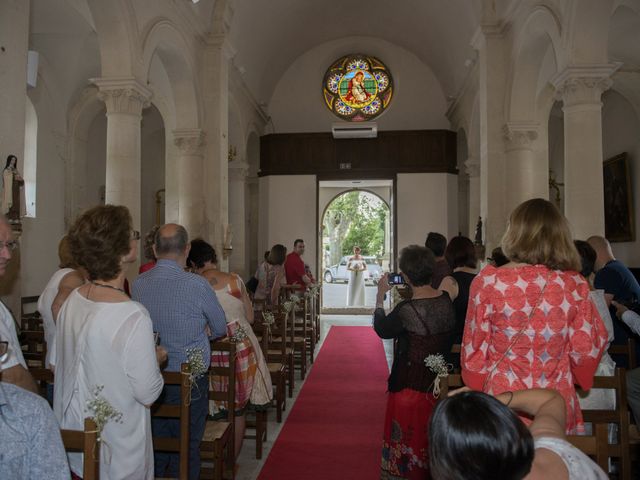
[285, 239, 313, 291]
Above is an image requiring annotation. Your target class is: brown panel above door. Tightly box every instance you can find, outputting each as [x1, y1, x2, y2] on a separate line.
[259, 130, 457, 177]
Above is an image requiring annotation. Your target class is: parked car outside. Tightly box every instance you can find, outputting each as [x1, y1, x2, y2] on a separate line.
[323, 256, 383, 285]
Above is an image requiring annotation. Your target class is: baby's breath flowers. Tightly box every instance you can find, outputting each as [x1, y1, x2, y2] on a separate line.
[86, 385, 123, 440]
[424, 354, 452, 398]
[262, 311, 275, 326]
[186, 347, 207, 380]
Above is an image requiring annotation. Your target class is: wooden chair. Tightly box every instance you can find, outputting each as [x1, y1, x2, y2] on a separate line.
[256, 309, 287, 422]
[151, 363, 191, 480]
[200, 338, 236, 480]
[577, 368, 631, 480]
[609, 338, 637, 369]
[265, 307, 295, 397]
[439, 373, 464, 397]
[567, 423, 609, 473]
[19, 317, 54, 398]
[60, 418, 100, 480]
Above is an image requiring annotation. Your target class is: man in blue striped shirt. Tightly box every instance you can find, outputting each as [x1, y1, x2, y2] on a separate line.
[132, 223, 226, 480]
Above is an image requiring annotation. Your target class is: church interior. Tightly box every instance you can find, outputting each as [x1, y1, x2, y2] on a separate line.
[2, 0, 640, 478]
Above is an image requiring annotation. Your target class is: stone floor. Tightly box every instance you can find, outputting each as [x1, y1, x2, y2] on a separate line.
[234, 314, 392, 480]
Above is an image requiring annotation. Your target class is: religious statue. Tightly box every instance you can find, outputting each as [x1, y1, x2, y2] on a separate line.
[474, 216, 483, 245]
[2, 155, 25, 224]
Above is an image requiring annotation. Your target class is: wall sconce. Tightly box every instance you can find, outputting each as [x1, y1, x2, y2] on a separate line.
[228, 145, 237, 162]
[223, 223, 233, 259]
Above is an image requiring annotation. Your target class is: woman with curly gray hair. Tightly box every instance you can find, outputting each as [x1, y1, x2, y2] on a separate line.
[52, 205, 166, 479]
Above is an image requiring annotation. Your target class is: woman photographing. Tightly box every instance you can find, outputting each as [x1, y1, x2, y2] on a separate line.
[373, 245, 455, 479]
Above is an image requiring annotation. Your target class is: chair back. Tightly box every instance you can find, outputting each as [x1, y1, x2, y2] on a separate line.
[608, 338, 637, 369]
[577, 368, 631, 479]
[60, 418, 100, 480]
[209, 338, 237, 422]
[151, 363, 191, 480]
[438, 373, 463, 397]
[567, 423, 609, 473]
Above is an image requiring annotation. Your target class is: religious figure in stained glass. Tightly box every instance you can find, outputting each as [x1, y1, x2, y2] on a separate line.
[322, 54, 393, 121]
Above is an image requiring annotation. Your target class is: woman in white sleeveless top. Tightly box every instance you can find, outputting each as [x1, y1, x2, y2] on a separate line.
[51, 205, 166, 480]
[429, 387, 607, 480]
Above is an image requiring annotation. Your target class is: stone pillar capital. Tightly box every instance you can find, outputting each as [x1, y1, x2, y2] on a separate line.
[551, 64, 620, 107]
[93, 77, 152, 115]
[502, 123, 539, 151]
[464, 156, 480, 178]
[229, 162, 249, 182]
[173, 129, 205, 155]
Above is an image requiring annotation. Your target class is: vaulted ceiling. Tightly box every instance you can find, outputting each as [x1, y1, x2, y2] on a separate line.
[227, 0, 483, 104]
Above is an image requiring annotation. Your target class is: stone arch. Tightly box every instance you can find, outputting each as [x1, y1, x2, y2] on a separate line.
[141, 19, 201, 129]
[85, 0, 142, 78]
[65, 86, 105, 226]
[506, 5, 562, 122]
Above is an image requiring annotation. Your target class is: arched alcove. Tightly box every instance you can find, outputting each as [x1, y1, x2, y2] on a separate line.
[141, 104, 166, 241]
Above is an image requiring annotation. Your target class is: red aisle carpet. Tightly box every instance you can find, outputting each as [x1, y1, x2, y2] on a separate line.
[258, 326, 389, 480]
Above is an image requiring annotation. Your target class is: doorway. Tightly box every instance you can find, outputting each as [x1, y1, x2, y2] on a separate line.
[318, 179, 394, 314]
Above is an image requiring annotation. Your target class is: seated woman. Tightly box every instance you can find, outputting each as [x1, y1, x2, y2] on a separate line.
[461, 198, 608, 434]
[254, 244, 287, 307]
[429, 388, 608, 480]
[374, 245, 456, 479]
[187, 239, 273, 458]
[51, 205, 166, 479]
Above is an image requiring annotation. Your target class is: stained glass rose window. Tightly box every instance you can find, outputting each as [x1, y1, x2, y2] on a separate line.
[323, 54, 393, 122]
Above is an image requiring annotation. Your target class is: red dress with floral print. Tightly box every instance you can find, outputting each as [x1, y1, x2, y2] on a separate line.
[461, 265, 608, 434]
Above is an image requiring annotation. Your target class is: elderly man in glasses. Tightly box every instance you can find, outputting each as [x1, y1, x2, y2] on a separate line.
[0, 216, 38, 394]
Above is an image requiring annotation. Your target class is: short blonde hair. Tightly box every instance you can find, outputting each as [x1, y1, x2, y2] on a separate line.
[501, 198, 581, 272]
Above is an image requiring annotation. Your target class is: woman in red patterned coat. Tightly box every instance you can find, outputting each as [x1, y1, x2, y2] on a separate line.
[461, 198, 608, 434]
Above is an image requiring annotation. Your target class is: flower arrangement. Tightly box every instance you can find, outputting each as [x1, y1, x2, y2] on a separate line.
[424, 354, 452, 398]
[186, 347, 207, 380]
[262, 311, 275, 326]
[86, 385, 123, 440]
[229, 324, 248, 343]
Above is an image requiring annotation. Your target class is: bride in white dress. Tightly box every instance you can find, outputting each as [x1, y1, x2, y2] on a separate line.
[346, 246, 367, 306]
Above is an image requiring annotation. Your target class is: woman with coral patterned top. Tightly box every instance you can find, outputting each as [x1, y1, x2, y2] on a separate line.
[461, 198, 608, 434]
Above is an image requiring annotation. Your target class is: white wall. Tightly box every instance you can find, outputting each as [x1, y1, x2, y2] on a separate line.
[396, 173, 458, 250]
[140, 105, 166, 242]
[269, 36, 450, 133]
[602, 89, 640, 266]
[258, 175, 317, 275]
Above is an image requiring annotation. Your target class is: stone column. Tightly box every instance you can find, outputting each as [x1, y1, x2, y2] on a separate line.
[202, 33, 234, 271]
[228, 162, 249, 277]
[551, 66, 617, 238]
[0, 0, 29, 166]
[464, 157, 481, 239]
[503, 123, 543, 213]
[472, 22, 509, 252]
[0, 1, 29, 315]
[94, 78, 151, 232]
[173, 129, 205, 238]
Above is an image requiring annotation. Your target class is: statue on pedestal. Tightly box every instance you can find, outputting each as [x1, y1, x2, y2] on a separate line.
[2, 155, 25, 224]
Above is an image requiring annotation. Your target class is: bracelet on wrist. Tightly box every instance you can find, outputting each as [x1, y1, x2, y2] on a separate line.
[504, 391, 514, 407]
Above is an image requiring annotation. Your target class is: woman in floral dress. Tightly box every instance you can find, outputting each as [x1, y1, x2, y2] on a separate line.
[374, 245, 456, 479]
[461, 198, 608, 434]
[188, 239, 273, 458]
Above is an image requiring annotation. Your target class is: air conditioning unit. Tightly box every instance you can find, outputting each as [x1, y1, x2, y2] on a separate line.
[331, 122, 378, 139]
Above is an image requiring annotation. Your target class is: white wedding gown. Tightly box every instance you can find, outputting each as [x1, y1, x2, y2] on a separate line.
[346, 258, 366, 306]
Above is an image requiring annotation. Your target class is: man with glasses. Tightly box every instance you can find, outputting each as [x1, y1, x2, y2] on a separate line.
[0, 216, 38, 393]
